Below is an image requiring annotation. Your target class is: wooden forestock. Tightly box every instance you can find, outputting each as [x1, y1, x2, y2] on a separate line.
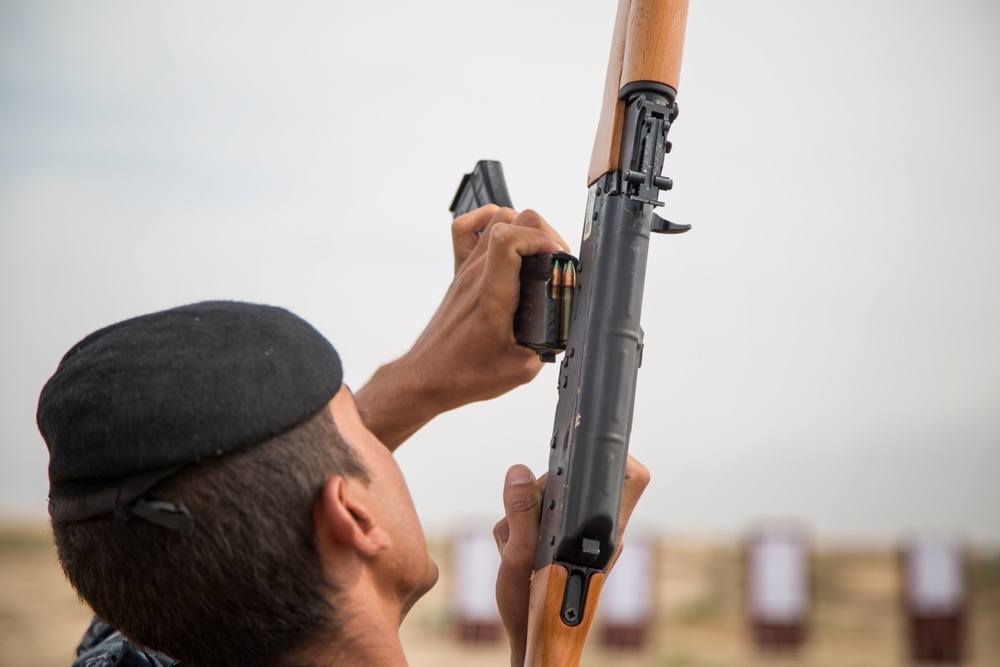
[523, 565, 606, 667]
[588, 0, 689, 185]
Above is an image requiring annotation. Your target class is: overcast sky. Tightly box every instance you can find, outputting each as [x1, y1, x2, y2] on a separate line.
[1, 0, 998, 546]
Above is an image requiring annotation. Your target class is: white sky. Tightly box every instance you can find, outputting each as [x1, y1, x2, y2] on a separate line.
[1, 1, 998, 546]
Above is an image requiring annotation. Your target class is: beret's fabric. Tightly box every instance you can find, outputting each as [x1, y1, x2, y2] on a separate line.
[37, 301, 342, 523]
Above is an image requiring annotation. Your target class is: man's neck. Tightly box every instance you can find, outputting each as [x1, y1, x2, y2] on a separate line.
[320, 627, 407, 666]
[304, 588, 408, 667]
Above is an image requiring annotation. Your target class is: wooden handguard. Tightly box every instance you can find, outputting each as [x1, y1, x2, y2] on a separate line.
[588, 0, 689, 185]
[524, 565, 607, 667]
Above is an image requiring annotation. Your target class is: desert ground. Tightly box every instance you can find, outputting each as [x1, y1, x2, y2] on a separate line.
[2, 522, 997, 667]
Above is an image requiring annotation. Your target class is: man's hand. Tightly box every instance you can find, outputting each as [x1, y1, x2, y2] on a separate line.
[355, 206, 569, 450]
[493, 455, 651, 667]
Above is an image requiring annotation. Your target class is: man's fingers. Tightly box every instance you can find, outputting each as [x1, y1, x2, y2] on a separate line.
[469, 206, 518, 261]
[451, 205, 498, 272]
[483, 206, 519, 234]
[495, 457, 644, 550]
[494, 465, 543, 666]
[493, 518, 510, 557]
[509, 209, 570, 254]
[456, 206, 570, 275]
[619, 455, 651, 529]
[498, 465, 542, 560]
[480, 224, 563, 309]
[610, 455, 651, 567]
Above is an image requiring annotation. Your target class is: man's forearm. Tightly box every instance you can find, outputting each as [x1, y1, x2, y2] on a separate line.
[356, 206, 566, 451]
[353, 354, 450, 451]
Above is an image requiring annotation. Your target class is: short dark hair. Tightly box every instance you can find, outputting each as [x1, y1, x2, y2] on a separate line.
[53, 406, 368, 667]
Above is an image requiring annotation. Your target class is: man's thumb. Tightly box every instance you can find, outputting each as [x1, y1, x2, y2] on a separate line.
[500, 465, 540, 557]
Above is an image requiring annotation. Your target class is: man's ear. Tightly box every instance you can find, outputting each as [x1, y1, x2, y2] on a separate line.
[315, 475, 392, 557]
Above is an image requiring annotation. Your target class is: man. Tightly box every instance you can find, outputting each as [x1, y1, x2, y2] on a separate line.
[38, 206, 650, 667]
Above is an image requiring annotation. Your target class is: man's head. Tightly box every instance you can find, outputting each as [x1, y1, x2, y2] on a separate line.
[38, 301, 345, 525]
[316, 385, 439, 622]
[37, 301, 435, 666]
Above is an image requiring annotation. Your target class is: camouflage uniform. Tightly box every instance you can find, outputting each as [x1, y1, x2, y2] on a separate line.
[71, 618, 178, 667]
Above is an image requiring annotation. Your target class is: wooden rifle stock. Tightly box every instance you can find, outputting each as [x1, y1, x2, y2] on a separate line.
[589, 0, 689, 185]
[525, 1, 689, 665]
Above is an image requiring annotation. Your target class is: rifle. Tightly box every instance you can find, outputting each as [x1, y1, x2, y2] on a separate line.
[452, 1, 689, 663]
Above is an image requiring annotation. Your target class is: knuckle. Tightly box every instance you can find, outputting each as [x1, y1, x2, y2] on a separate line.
[488, 222, 514, 246]
[514, 209, 544, 228]
[453, 205, 497, 236]
[627, 458, 651, 488]
[493, 520, 507, 551]
[505, 490, 540, 515]
[492, 207, 518, 224]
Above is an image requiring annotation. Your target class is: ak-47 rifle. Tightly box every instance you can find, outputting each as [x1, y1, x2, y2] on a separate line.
[452, 1, 689, 664]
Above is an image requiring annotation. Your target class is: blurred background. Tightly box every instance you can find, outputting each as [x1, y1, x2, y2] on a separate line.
[1, 1, 997, 665]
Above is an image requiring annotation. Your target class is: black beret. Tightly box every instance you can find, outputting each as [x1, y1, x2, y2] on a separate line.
[38, 301, 342, 526]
